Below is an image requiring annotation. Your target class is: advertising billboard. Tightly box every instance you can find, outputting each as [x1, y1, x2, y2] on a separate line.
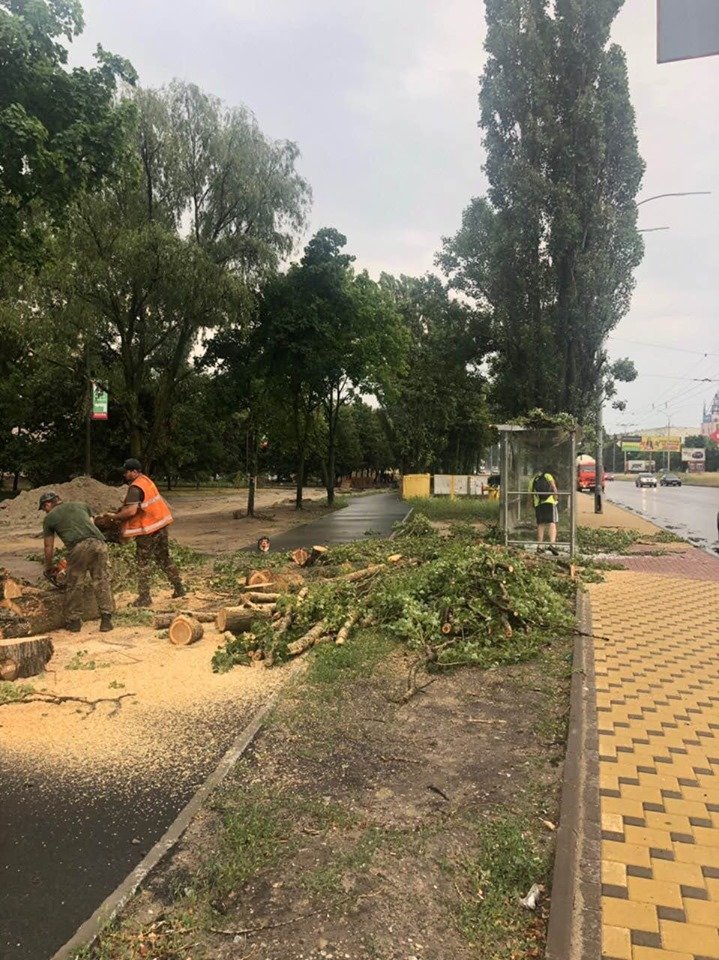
[658, 0, 719, 63]
[681, 447, 706, 463]
[91, 383, 108, 421]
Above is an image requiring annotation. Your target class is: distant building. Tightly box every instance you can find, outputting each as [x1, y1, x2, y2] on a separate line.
[701, 391, 719, 438]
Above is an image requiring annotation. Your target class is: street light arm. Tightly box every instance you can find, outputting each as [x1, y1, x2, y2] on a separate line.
[636, 191, 711, 206]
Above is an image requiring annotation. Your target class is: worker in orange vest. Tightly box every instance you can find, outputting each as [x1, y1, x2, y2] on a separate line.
[110, 459, 186, 607]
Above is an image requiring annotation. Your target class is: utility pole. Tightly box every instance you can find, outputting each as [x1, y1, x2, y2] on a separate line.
[595, 391, 604, 514]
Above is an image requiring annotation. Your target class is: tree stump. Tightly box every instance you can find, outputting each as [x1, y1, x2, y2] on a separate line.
[168, 615, 204, 646]
[0, 636, 54, 679]
[246, 570, 272, 587]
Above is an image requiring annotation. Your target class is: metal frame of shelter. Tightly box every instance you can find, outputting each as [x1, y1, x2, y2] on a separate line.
[496, 424, 577, 557]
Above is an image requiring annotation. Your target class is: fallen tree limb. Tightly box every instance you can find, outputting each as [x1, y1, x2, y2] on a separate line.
[334, 563, 386, 583]
[335, 610, 359, 646]
[1, 691, 135, 716]
[287, 620, 327, 657]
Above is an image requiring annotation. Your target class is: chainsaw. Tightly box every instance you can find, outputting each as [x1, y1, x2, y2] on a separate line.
[45, 558, 68, 589]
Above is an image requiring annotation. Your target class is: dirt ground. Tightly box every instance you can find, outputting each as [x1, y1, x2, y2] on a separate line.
[84, 630, 572, 960]
[0, 591, 285, 793]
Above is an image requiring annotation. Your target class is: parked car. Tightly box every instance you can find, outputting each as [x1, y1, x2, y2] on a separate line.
[659, 473, 682, 487]
[635, 473, 657, 488]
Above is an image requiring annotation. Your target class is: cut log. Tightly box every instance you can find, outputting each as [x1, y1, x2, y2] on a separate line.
[0, 636, 54, 679]
[154, 611, 215, 630]
[246, 570, 272, 587]
[387, 554, 403, 564]
[244, 591, 281, 604]
[336, 563, 386, 583]
[287, 620, 328, 657]
[0, 583, 98, 639]
[216, 605, 272, 634]
[336, 611, 359, 646]
[309, 545, 328, 565]
[291, 548, 311, 567]
[168, 615, 204, 646]
[1, 572, 23, 601]
[297, 586, 309, 605]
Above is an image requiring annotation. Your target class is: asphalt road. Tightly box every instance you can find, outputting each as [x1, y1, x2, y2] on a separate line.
[607, 480, 719, 552]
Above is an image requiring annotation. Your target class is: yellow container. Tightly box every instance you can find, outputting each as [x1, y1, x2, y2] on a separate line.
[401, 474, 431, 499]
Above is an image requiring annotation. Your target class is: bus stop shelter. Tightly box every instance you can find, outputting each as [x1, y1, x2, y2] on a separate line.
[496, 423, 577, 556]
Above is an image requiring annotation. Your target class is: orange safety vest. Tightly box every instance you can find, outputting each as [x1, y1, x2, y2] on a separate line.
[122, 474, 173, 539]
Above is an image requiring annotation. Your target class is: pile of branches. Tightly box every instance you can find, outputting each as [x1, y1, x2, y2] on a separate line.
[211, 523, 577, 673]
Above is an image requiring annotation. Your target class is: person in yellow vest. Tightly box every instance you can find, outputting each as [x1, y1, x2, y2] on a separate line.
[110, 459, 186, 607]
[529, 469, 559, 550]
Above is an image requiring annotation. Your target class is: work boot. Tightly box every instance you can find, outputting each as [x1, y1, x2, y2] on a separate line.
[132, 595, 152, 608]
[172, 584, 186, 599]
[99, 613, 114, 632]
[65, 619, 82, 633]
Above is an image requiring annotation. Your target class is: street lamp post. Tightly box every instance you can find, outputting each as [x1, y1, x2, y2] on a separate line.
[594, 189, 711, 513]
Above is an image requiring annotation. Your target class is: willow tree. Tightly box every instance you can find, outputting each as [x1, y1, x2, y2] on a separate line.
[438, 0, 644, 422]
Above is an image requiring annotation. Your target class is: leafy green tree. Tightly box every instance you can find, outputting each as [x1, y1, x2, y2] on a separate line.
[31, 80, 311, 471]
[0, 0, 136, 270]
[381, 274, 492, 473]
[137, 80, 311, 276]
[438, 0, 644, 423]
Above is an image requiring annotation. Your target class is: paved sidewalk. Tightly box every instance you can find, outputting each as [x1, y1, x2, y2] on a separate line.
[557, 500, 719, 960]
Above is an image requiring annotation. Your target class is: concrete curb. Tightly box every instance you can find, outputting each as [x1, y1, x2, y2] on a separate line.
[546, 591, 601, 960]
[50, 669, 299, 960]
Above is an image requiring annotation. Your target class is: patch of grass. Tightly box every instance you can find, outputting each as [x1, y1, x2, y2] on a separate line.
[71, 911, 198, 960]
[454, 813, 546, 958]
[200, 787, 293, 905]
[306, 629, 395, 692]
[65, 650, 111, 671]
[408, 496, 500, 524]
[0, 680, 34, 704]
[113, 607, 154, 627]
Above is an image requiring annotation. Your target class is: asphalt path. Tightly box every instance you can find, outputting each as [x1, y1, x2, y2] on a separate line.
[250, 490, 411, 552]
[607, 480, 719, 552]
[1, 491, 410, 960]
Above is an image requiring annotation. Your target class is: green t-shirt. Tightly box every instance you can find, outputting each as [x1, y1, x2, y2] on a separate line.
[42, 501, 105, 550]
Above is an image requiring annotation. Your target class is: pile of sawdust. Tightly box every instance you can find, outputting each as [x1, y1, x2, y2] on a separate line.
[0, 477, 127, 526]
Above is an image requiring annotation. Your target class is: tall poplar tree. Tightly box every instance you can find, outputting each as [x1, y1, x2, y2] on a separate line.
[438, 0, 644, 421]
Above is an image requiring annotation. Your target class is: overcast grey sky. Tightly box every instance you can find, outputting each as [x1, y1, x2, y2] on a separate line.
[73, 0, 718, 435]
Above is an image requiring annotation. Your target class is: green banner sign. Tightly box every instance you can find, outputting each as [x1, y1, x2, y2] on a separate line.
[91, 382, 108, 421]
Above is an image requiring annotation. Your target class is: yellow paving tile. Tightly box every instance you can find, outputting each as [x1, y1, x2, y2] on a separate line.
[602, 840, 652, 868]
[602, 860, 628, 886]
[643, 812, 692, 832]
[626, 877, 683, 908]
[624, 826, 674, 849]
[632, 949, 693, 960]
[683, 897, 719, 927]
[602, 923, 631, 959]
[673, 844, 719, 867]
[693, 826, 719, 848]
[660, 920, 719, 957]
[650, 859, 706, 886]
[602, 897, 658, 932]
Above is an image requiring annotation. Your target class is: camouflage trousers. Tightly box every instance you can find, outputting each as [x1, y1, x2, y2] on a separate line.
[134, 527, 183, 600]
[65, 539, 114, 621]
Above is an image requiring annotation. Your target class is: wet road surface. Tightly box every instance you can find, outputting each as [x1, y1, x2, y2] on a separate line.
[607, 480, 719, 552]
